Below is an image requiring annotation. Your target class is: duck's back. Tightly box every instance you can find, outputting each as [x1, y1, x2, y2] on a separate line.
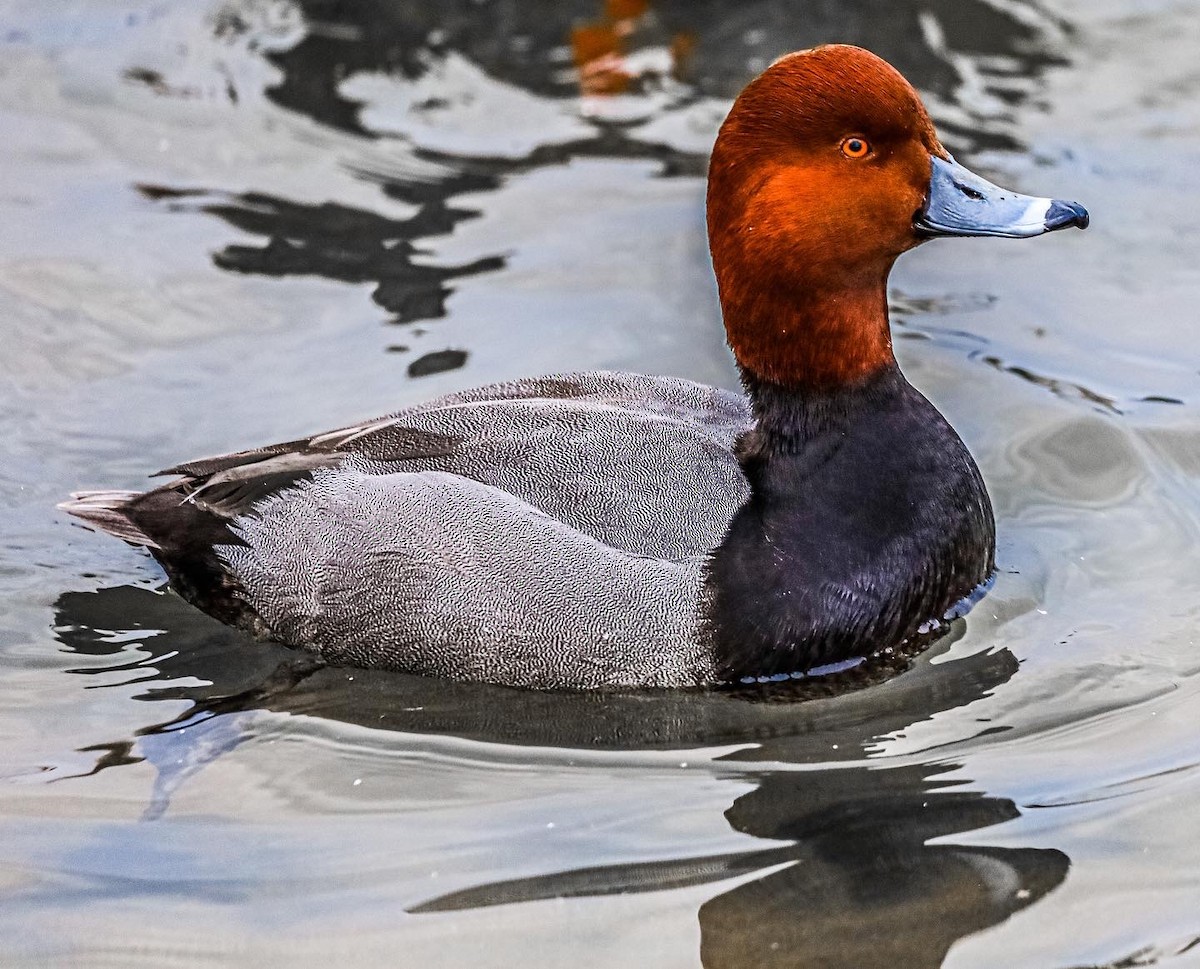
[71, 372, 753, 688]
[333, 371, 753, 559]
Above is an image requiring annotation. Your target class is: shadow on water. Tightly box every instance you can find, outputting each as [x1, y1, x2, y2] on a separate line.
[54, 585, 1069, 969]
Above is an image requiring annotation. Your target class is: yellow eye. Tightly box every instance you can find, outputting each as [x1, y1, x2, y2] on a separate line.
[840, 136, 871, 159]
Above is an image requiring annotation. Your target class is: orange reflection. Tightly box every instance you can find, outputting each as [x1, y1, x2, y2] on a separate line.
[571, 0, 693, 96]
[605, 0, 649, 20]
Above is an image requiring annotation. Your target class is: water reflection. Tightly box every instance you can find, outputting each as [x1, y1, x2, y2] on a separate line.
[138, 182, 505, 328]
[703, 767, 1066, 969]
[54, 585, 1069, 967]
[127, 0, 1073, 374]
[255, 0, 1065, 135]
[411, 761, 1067, 969]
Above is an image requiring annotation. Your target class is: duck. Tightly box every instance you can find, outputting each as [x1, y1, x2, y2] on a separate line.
[62, 45, 1088, 690]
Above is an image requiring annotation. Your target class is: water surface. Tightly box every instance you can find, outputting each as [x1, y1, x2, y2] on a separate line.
[2, 1, 1199, 966]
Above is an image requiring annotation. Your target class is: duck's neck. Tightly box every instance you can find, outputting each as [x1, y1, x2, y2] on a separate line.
[716, 256, 897, 391]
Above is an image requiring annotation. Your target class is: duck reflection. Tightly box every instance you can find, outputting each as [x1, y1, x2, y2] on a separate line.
[55, 585, 1068, 968]
[698, 768, 1065, 968]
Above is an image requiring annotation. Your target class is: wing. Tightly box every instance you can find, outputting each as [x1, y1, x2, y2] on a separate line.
[219, 464, 717, 688]
[169, 371, 753, 560]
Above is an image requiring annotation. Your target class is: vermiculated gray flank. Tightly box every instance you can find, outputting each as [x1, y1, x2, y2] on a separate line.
[194, 372, 752, 688]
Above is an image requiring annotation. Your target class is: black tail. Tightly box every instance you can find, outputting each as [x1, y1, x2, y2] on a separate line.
[60, 446, 337, 638]
[59, 491, 160, 548]
[60, 485, 272, 637]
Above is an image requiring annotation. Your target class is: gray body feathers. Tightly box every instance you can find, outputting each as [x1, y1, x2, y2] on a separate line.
[66, 372, 755, 688]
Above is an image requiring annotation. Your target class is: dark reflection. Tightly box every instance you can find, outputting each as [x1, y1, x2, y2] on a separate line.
[249, 0, 1065, 147]
[699, 766, 1066, 969]
[136, 183, 505, 326]
[975, 351, 1122, 415]
[414, 762, 1067, 969]
[55, 584, 1069, 966]
[407, 347, 469, 376]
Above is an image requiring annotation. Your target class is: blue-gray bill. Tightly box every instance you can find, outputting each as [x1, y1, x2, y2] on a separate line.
[915, 155, 1089, 239]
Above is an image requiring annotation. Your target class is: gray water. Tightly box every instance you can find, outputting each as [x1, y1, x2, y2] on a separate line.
[2, 1, 1199, 966]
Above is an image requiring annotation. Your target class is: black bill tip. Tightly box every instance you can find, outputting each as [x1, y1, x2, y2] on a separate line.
[1045, 199, 1090, 232]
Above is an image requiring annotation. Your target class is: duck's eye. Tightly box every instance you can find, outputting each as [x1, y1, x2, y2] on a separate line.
[840, 136, 871, 159]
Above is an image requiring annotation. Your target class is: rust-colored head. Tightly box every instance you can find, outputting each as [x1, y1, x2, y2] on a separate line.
[708, 45, 946, 389]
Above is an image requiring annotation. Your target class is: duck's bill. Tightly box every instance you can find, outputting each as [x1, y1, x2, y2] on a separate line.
[915, 155, 1089, 239]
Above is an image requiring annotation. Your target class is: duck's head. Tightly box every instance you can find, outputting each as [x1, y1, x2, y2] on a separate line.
[707, 44, 1088, 391]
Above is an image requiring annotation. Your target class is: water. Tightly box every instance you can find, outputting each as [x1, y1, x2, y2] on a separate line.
[2, 1, 1199, 965]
